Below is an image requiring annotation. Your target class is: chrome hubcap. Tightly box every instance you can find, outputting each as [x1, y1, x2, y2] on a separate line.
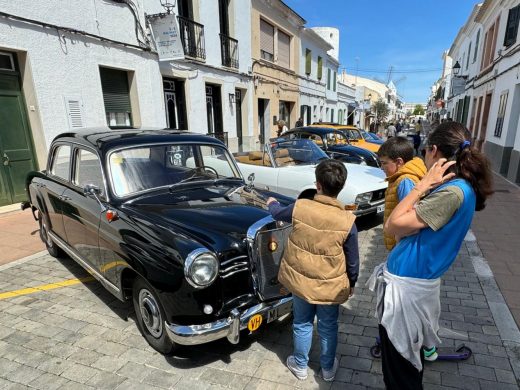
[139, 289, 162, 338]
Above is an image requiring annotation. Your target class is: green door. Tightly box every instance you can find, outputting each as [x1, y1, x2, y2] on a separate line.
[0, 68, 37, 206]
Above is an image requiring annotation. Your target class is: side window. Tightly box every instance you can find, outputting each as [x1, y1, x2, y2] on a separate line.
[51, 145, 71, 181]
[74, 149, 104, 193]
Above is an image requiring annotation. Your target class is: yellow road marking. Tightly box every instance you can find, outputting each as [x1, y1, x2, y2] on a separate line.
[0, 276, 95, 300]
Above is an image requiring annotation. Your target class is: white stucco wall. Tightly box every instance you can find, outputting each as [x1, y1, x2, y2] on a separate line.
[0, 0, 164, 149]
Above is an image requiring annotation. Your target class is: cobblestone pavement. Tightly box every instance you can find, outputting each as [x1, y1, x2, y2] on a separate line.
[0, 217, 519, 389]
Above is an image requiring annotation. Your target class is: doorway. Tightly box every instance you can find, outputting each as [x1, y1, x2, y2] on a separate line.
[258, 98, 269, 145]
[163, 78, 187, 130]
[235, 89, 243, 152]
[206, 84, 224, 142]
[0, 51, 37, 206]
[478, 93, 493, 151]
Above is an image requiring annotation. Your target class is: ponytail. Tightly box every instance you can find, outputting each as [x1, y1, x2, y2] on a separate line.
[455, 146, 494, 211]
[427, 122, 494, 211]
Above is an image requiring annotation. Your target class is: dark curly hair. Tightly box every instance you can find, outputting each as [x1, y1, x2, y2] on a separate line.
[427, 121, 494, 211]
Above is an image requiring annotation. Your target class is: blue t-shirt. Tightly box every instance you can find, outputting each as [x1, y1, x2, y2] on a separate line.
[387, 179, 476, 279]
[397, 178, 416, 202]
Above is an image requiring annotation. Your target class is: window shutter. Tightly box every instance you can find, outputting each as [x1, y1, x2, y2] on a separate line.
[333, 72, 337, 91]
[277, 30, 290, 68]
[327, 68, 331, 89]
[260, 20, 274, 57]
[317, 56, 323, 79]
[466, 42, 471, 69]
[99, 68, 132, 113]
[64, 96, 84, 129]
[305, 49, 311, 75]
[473, 30, 480, 63]
[504, 5, 520, 47]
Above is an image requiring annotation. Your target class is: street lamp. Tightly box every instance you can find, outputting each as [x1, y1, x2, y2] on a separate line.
[452, 61, 461, 76]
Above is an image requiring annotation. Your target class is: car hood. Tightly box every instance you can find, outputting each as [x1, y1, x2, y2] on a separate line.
[281, 163, 386, 193]
[122, 184, 282, 254]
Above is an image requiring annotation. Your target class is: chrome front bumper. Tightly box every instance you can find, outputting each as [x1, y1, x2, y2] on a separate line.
[165, 296, 293, 346]
[353, 199, 385, 216]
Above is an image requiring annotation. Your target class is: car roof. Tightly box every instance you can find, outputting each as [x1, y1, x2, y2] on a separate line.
[51, 127, 225, 153]
[288, 126, 345, 135]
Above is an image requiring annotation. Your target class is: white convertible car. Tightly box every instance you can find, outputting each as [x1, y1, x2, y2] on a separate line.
[234, 138, 387, 217]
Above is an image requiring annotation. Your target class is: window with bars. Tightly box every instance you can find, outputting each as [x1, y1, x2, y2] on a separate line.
[260, 19, 274, 62]
[504, 5, 520, 48]
[494, 91, 509, 137]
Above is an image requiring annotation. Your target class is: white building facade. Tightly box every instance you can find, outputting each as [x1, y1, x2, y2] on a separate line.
[434, 0, 520, 182]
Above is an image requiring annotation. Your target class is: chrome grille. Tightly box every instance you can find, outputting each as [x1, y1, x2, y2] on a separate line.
[249, 221, 292, 300]
[219, 255, 249, 279]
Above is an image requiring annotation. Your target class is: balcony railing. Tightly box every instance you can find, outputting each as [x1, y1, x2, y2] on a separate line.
[206, 131, 228, 147]
[220, 34, 239, 69]
[177, 16, 206, 60]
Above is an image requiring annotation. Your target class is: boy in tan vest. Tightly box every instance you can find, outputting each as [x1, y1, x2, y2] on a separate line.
[266, 159, 359, 382]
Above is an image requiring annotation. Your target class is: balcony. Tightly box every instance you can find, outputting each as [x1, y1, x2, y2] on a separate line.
[177, 16, 206, 60]
[220, 34, 239, 69]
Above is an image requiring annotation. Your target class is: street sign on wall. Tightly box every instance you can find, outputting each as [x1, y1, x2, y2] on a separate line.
[148, 13, 185, 61]
[451, 77, 466, 97]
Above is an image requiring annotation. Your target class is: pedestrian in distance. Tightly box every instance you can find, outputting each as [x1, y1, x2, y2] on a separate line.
[276, 120, 288, 137]
[295, 117, 304, 127]
[386, 123, 396, 138]
[413, 131, 422, 156]
[266, 159, 359, 382]
[368, 121, 494, 390]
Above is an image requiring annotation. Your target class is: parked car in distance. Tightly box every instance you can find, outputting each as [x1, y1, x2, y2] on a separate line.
[234, 138, 387, 217]
[360, 130, 384, 145]
[24, 128, 294, 354]
[284, 127, 380, 168]
[312, 123, 381, 153]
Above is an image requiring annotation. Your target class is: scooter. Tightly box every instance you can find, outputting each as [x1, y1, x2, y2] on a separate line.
[369, 337, 472, 361]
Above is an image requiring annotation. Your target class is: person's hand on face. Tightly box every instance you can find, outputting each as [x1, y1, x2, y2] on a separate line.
[416, 158, 456, 193]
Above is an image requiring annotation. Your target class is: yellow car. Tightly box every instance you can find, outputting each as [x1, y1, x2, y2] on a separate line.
[312, 123, 381, 153]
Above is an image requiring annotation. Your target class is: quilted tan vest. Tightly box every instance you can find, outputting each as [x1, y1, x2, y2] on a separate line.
[278, 195, 356, 304]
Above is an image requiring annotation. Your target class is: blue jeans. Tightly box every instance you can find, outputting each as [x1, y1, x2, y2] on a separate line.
[292, 295, 339, 370]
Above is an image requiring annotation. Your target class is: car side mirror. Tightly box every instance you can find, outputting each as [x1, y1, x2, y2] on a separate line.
[83, 184, 101, 196]
[83, 184, 106, 212]
[247, 173, 255, 183]
[244, 173, 255, 193]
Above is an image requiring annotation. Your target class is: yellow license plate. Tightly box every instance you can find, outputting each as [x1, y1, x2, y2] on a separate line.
[247, 314, 263, 332]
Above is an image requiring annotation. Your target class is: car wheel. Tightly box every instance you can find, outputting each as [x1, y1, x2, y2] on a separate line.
[132, 277, 175, 355]
[38, 211, 63, 258]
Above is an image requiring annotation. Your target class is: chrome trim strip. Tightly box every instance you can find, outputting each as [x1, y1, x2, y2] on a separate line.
[220, 268, 249, 279]
[48, 231, 121, 295]
[165, 296, 292, 346]
[220, 255, 248, 267]
[246, 215, 274, 240]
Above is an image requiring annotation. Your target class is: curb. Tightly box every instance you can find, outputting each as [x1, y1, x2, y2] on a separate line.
[465, 230, 520, 381]
[0, 250, 48, 272]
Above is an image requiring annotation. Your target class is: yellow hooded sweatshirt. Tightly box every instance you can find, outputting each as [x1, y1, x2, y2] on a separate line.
[383, 157, 427, 250]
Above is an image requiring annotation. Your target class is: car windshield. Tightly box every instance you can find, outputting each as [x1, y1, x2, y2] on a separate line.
[269, 138, 329, 167]
[108, 143, 241, 197]
[363, 131, 379, 141]
[340, 128, 362, 141]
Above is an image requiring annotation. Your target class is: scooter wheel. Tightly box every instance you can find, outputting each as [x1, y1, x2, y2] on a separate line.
[370, 344, 382, 358]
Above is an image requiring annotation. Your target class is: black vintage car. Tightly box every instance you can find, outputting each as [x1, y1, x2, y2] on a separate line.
[284, 127, 381, 168]
[24, 128, 293, 354]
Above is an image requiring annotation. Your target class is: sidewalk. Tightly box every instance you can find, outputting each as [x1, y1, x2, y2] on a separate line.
[472, 173, 520, 327]
[0, 208, 43, 266]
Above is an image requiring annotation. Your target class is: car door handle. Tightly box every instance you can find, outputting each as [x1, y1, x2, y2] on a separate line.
[60, 195, 71, 201]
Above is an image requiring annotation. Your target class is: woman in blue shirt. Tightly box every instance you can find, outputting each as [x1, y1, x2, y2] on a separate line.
[376, 121, 494, 389]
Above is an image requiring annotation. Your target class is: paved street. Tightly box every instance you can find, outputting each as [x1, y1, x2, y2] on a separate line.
[0, 215, 519, 389]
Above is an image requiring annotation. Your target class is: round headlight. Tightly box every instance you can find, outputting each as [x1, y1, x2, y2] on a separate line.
[184, 249, 219, 288]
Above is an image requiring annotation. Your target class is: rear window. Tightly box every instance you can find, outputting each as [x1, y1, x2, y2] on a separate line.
[50, 145, 71, 181]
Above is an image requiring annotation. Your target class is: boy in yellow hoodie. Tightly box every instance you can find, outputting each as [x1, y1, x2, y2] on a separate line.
[378, 137, 427, 251]
[377, 137, 438, 362]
